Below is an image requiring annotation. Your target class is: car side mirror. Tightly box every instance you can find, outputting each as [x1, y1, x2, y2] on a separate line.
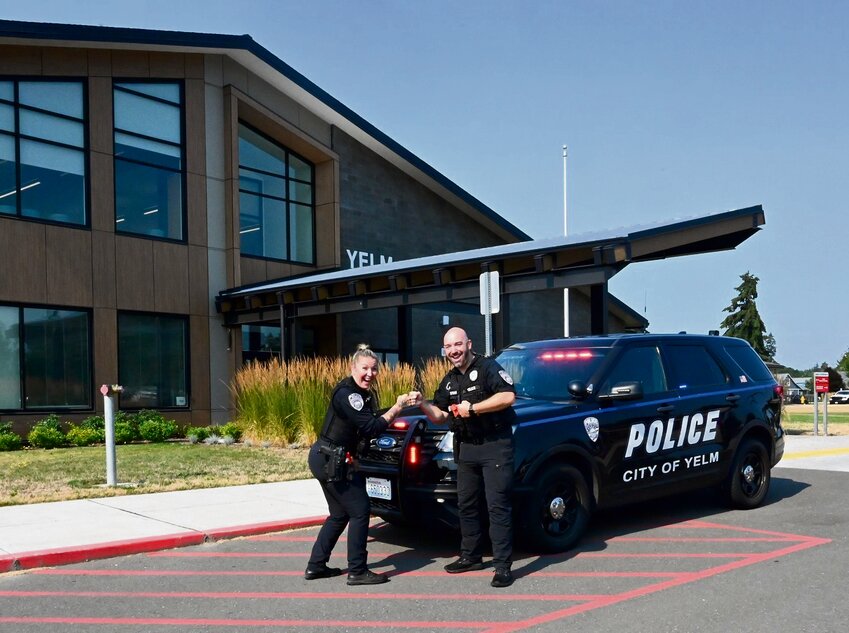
[598, 381, 644, 403]
[568, 380, 589, 400]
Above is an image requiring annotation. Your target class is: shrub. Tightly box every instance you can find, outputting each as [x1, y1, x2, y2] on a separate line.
[138, 418, 178, 443]
[80, 415, 105, 432]
[27, 416, 67, 449]
[0, 423, 23, 451]
[217, 422, 242, 442]
[184, 426, 210, 442]
[115, 411, 141, 442]
[66, 425, 104, 447]
[113, 421, 136, 445]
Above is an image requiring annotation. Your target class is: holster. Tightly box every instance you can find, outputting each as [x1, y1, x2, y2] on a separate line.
[318, 442, 348, 482]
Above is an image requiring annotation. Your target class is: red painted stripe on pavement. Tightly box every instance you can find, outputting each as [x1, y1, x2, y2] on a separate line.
[0, 616, 488, 629]
[146, 549, 750, 560]
[667, 520, 825, 540]
[608, 536, 799, 543]
[11, 533, 206, 571]
[148, 551, 310, 558]
[478, 533, 832, 633]
[34, 568, 687, 579]
[0, 589, 607, 602]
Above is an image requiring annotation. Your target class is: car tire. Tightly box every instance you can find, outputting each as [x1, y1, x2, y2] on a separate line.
[522, 463, 591, 553]
[726, 439, 770, 509]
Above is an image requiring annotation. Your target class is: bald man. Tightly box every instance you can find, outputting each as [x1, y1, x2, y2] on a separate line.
[415, 327, 517, 588]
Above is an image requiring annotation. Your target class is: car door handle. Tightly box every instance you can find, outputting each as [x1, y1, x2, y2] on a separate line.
[726, 394, 741, 403]
[656, 404, 675, 413]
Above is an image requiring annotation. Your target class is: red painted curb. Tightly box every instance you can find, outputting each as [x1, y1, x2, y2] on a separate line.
[204, 515, 328, 541]
[0, 555, 16, 573]
[2, 515, 329, 573]
[12, 532, 206, 571]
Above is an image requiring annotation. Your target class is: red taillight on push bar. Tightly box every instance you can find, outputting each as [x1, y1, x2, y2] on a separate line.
[391, 420, 409, 430]
[407, 443, 419, 465]
[774, 385, 784, 399]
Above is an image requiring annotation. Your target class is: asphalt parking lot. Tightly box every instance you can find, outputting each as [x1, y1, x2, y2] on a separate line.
[1, 464, 847, 632]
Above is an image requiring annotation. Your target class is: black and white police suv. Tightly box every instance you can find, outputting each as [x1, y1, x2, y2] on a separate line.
[360, 333, 785, 553]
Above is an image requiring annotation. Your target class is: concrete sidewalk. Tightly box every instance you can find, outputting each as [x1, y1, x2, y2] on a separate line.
[2, 433, 848, 573]
[0, 479, 328, 572]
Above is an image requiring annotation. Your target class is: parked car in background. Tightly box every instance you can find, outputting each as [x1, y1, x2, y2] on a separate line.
[829, 390, 849, 404]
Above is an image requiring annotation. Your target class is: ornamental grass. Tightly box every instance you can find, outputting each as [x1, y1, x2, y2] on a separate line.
[231, 355, 439, 446]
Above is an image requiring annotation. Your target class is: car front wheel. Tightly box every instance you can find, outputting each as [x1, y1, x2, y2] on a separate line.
[726, 439, 770, 509]
[522, 463, 591, 553]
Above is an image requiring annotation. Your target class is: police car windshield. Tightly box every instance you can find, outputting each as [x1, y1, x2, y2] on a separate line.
[496, 347, 609, 400]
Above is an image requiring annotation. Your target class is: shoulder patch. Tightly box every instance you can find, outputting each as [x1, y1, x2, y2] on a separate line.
[499, 370, 514, 385]
[347, 393, 365, 411]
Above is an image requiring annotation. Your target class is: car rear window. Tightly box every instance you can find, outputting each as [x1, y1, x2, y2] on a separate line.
[663, 344, 728, 390]
[724, 343, 774, 382]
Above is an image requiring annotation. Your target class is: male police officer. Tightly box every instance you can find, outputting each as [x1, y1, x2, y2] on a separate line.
[412, 326, 517, 588]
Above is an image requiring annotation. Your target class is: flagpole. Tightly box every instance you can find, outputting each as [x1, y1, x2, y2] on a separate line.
[562, 144, 569, 337]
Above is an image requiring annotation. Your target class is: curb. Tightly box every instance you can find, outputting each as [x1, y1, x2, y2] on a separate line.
[0, 515, 327, 574]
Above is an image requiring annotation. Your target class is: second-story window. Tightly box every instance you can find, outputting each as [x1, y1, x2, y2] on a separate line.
[113, 81, 185, 240]
[238, 123, 314, 264]
[0, 79, 87, 225]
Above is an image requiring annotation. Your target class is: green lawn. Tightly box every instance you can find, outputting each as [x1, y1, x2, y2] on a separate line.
[0, 442, 310, 507]
[782, 409, 849, 435]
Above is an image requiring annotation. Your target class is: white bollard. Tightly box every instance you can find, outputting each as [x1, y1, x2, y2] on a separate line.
[100, 384, 123, 486]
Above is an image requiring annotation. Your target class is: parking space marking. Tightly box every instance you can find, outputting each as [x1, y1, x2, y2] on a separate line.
[2, 520, 831, 631]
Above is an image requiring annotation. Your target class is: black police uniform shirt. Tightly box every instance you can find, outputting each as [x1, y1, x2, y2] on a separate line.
[433, 354, 516, 438]
[321, 376, 390, 452]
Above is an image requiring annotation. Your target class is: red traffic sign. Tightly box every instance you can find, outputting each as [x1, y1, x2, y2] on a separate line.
[814, 372, 829, 394]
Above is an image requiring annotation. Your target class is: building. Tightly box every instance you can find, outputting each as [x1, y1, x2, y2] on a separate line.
[0, 20, 656, 433]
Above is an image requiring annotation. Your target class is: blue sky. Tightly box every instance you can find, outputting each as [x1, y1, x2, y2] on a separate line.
[2, 0, 845, 370]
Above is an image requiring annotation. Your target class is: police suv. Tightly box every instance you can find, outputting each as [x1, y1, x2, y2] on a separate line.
[359, 333, 785, 553]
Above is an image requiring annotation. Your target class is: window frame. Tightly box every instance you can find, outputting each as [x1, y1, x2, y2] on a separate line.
[112, 79, 187, 243]
[0, 302, 93, 413]
[237, 121, 316, 265]
[0, 76, 90, 228]
[116, 310, 191, 411]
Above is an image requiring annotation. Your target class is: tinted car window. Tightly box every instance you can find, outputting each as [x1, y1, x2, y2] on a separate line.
[664, 344, 728, 389]
[599, 345, 667, 397]
[724, 343, 774, 382]
[496, 347, 609, 400]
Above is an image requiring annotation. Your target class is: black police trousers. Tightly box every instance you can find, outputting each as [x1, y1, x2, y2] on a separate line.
[456, 435, 514, 569]
[306, 442, 371, 575]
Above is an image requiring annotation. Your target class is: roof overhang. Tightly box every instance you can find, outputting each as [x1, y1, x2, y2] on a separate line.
[216, 205, 765, 326]
[0, 19, 528, 242]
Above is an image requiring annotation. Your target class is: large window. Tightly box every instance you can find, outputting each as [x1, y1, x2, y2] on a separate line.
[118, 313, 188, 409]
[113, 82, 185, 240]
[0, 305, 92, 411]
[238, 123, 314, 263]
[0, 79, 87, 225]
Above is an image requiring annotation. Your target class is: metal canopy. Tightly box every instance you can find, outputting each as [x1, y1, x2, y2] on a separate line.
[216, 205, 765, 325]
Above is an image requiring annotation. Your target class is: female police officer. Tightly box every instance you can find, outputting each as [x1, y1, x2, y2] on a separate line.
[305, 344, 410, 585]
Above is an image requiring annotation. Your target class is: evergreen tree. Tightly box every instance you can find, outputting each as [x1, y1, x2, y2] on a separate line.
[837, 348, 849, 374]
[720, 272, 774, 361]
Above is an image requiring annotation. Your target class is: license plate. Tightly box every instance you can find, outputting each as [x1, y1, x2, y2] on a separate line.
[366, 477, 392, 500]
